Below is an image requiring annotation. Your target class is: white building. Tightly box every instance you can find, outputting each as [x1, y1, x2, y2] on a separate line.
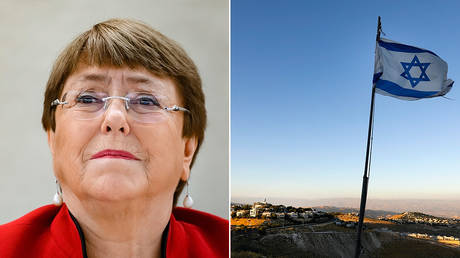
[250, 207, 259, 217]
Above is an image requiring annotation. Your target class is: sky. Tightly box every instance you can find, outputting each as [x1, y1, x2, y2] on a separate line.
[231, 0, 460, 202]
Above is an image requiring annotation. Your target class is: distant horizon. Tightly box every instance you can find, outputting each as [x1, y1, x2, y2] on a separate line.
[231, 196, 460, 218]
[232, 196, 460, 202]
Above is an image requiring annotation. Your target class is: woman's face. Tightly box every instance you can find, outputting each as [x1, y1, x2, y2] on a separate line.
[48, 64, 197, 203]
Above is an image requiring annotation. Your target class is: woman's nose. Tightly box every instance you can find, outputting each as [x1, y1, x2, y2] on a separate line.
[100, 99, 131, 136]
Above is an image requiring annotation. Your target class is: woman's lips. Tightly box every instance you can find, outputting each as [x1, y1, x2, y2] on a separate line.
[91, 149, 140, 160]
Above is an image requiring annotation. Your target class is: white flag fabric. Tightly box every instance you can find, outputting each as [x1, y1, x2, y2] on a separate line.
[373, 38, 453, 100]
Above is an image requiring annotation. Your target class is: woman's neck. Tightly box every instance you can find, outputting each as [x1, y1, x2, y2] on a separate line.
[65, 194, 172, 258]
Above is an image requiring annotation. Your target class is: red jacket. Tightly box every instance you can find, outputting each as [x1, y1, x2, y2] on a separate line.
[0, 204, 229, 257]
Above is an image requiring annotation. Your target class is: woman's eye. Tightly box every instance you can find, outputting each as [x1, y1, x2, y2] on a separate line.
[77, 95, 100, 104]
[136, 95, 160, 106]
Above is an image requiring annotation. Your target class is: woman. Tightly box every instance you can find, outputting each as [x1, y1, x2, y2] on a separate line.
[0, 19, 228, 257]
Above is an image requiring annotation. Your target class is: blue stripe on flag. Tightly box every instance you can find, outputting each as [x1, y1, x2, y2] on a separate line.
[375, 79, 439, 98]
[378, 40, 439, 57]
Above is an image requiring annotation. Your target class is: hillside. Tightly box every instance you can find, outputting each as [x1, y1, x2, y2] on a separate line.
[389, 211, 443, 221]
[232, 209, 460, 257]
[314, 206, 399, 219]
[232, 230, 460, 257]
[232, 198, 460, 218]
[335, 214, 392, 225]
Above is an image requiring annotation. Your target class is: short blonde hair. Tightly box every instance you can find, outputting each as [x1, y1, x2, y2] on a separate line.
[42, 18, 206, 206]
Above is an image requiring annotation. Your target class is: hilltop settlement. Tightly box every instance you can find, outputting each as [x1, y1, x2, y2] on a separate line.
[231, 200, 460, 257]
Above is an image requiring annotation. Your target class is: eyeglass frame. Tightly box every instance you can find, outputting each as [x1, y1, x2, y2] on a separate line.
[50, 93, 190, 114]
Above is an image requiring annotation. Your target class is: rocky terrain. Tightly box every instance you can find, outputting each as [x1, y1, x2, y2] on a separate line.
[231, 201, 460, 257]
[232, 211, 460, 257]
[232, 228, 460, 257]
[232, 229, 391, 257]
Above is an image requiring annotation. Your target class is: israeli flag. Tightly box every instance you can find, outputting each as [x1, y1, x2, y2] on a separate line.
[373, 38, 453, 100]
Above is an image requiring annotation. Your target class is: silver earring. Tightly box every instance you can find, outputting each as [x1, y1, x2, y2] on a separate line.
[182, 180, 194, 208]
[53, 180, 63, 206]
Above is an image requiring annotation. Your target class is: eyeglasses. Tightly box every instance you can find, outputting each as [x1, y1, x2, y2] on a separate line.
[51, 90, 189, 124]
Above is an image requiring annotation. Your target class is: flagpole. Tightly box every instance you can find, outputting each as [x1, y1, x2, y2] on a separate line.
[354, 16, 381, 258]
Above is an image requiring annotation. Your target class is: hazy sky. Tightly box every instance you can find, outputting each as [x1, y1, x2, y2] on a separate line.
[231, 0, 460, 201]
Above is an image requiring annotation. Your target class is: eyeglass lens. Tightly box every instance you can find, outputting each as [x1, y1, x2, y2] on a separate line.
[60, 90, 175, 124]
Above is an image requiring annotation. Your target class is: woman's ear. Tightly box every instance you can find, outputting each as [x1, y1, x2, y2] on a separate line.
[47, 130, 56, 156]
[180, 136, 198, 181]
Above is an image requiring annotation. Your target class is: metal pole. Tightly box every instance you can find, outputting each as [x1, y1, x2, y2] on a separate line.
[354, 16, 381, 258]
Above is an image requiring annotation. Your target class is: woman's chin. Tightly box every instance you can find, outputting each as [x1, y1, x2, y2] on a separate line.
[82, 173, 147, 202]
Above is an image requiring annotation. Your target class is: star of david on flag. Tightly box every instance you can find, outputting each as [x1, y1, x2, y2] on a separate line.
[400, 55, 430, 87]
[373, 38, 453, 100]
